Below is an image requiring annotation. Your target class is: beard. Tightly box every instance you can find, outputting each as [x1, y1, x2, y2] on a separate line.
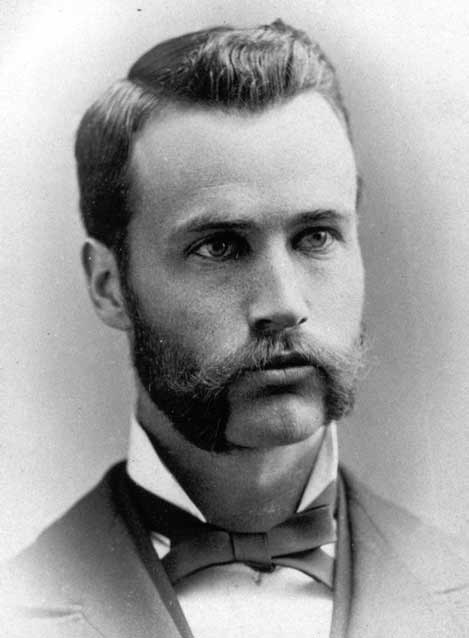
[123, 286, 366, 453]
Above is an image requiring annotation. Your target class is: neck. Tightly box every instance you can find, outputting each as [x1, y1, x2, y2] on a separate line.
[136, 390, 331, 532]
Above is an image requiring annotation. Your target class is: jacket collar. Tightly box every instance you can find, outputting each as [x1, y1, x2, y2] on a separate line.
[80, 462, 193, 638]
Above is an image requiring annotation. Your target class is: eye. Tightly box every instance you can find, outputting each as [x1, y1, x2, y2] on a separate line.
[191, 234, 245, 260]
[295, 228, 337, 253]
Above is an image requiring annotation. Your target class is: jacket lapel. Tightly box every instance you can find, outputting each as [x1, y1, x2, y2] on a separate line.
[341, 471, 466, 638]
[79, 515, 186, 638]
[79, 463, 193, 638]
[330, 474, 352, 638]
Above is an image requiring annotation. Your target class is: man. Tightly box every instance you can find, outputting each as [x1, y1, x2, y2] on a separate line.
[1, 19, 467, 638]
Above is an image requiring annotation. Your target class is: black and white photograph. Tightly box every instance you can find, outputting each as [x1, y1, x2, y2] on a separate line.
[1, 2, 468, 636]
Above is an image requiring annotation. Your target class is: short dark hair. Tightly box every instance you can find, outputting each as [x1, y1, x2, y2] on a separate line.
[75, 19, 350, 259]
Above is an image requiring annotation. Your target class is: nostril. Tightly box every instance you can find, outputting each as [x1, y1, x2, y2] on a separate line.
[253, 314, 307, 335]
[254, 318, 275, 334]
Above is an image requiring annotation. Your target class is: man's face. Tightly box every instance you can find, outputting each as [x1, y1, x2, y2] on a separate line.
[123, 92, 364, 452]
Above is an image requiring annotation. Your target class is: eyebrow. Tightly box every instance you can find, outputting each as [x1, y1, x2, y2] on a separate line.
[290, 209, 352, 226]
[173, 208, 353, 236]
[175, 215, 253, 235]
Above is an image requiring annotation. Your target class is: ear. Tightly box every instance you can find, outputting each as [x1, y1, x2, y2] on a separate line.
[81, 238, 132, 331]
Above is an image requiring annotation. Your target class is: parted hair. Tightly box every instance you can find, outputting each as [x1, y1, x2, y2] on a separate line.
[75, 19, 349, 256]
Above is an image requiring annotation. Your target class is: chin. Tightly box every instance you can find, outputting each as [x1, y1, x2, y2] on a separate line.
[225, 395, 324, 449]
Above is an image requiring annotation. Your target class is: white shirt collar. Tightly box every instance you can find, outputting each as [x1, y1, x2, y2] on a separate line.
[127, 416, 338, 521]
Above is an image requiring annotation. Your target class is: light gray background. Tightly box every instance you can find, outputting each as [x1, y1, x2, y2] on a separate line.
[1, 0, 468, 561]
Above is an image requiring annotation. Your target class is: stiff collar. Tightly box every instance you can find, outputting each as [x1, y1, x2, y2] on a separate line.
[127, 417, 338, 520]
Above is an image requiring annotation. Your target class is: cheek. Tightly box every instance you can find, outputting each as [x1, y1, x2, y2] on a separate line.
[337, 260, 364, 308]
[335, 259, 365, 333]
[308, 257, 364, 341]
[139, 278, 248, 356]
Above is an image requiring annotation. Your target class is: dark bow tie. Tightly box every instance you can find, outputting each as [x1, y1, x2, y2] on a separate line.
[129, 480, 337, 588]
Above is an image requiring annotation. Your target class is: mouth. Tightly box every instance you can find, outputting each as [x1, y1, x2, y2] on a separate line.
[260, 353, 312, 370]
[240, 353, 318, 390]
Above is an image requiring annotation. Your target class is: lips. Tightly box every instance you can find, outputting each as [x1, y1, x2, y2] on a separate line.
[259, 353, 312, 370]
[244, 365, 315, 386]
[237, 353, 318, 391]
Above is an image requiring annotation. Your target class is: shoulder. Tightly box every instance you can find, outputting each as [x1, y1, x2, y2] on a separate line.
[0, 463, 127, 635]
[3, 463, 124, 586]
[341, 467, 469, 631]
[1, 462, 196, 638]
[343, 467, 467, 550]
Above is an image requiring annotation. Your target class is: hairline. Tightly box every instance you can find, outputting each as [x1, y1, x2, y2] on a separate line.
[124, 85, 355, 224]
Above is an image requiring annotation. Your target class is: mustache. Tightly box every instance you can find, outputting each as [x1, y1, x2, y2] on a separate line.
[162, 331, 366, 403]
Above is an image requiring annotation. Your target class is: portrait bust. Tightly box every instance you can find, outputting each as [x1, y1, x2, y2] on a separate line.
[1, 6, 468, 638]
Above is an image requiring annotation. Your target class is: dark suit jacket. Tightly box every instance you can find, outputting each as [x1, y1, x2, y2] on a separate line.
[1, 463, 467, 638]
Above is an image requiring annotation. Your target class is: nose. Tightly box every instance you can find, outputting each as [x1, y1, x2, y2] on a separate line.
[248, 249, 309, 336]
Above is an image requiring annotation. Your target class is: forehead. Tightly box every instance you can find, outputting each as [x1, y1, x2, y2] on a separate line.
[128, 92, 357, 232]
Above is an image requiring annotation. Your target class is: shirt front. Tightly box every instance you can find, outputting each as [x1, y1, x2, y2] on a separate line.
[127, 418, 338, 638]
